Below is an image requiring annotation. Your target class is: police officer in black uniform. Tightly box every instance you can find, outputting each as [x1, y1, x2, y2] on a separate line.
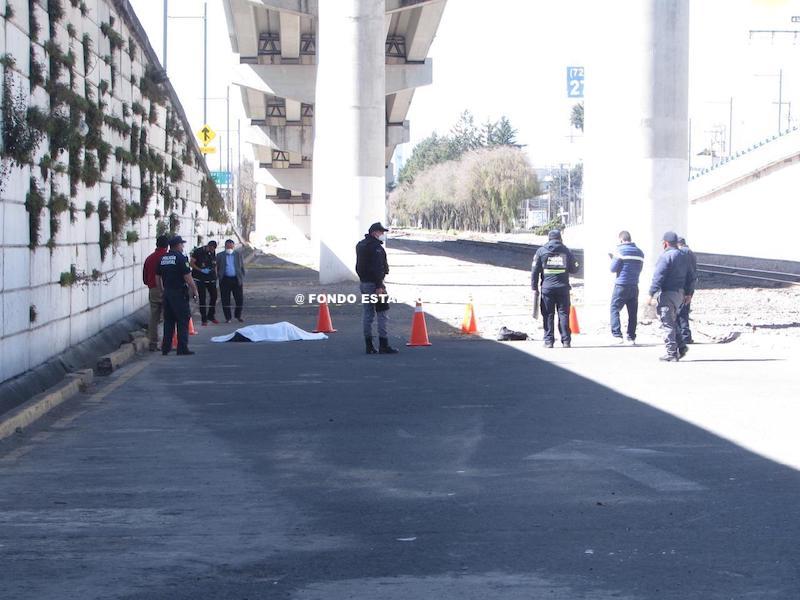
[532, 230, 579, 348]
[156, 236, 199, 356]
[190, 239, 218, 325]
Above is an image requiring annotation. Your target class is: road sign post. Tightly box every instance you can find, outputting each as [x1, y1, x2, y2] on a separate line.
[197, 124, 217, 156]
[567, 66, 585, 99]
[210, 171, 231, 185]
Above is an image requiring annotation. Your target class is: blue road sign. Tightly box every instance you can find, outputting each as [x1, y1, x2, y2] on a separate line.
[567, 66, 584, 99]
[210, 171, 231, 186]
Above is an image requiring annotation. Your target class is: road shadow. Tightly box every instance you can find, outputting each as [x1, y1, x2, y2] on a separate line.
[2, 250, 799, 600]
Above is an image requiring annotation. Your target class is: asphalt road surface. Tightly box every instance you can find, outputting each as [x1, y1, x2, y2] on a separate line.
[1, 251, 798, 599]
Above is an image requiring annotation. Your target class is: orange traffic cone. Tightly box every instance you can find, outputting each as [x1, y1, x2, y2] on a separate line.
[189, 317, 198, 335]
[461, 299, 478, 334]
[407, 301, 432, 346]
[313, 299, 337, 333]
[569, 305, 581, 334]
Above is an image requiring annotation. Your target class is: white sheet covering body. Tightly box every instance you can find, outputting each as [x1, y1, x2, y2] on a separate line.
[211, 322, 328, 343]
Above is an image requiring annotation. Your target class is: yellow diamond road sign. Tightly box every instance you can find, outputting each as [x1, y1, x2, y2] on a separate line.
[197, 124, 216, 145]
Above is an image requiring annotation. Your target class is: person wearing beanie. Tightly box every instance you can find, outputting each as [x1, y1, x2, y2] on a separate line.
[531, 229, 579, 348]
[646, 231, 696, 362]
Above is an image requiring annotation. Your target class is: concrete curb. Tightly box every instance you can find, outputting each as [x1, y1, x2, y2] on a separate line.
[97, 334, 151, 376]
[0, 370, 94, 442]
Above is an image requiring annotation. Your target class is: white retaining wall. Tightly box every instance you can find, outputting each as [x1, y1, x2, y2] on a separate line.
[0, 0, 226, 383]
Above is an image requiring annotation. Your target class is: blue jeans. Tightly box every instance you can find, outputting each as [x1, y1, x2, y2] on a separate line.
[610, 284, 639, 340]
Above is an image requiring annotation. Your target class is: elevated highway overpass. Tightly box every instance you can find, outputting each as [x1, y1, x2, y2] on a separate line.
[223, 0, 446, 282]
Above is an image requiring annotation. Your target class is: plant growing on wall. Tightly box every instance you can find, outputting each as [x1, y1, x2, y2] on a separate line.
[110, 184, 127, 239]
[100, 22, 125, 53]
[140, 65, 168, 105]
[169, 157, 183, 182]
[28, 0, 40, 39]
[202, 176, 227, 223]
[1, 55, 47, 186]
[126, 201, 141, 222]
[47, 188, 70, 250]
[169, 212, 180, 234]
[156, 219, 168, 237]
[82, 34, 93, 76]
[84, 200, 95, 217]
[25, 177, 46, 248]
[105, 114, 130, 137]
[125, 230, 139, 244]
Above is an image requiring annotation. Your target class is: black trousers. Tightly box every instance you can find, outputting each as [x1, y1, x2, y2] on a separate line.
[220, 276, 243, 320]
[541, 289, 571, 344]
[677, 302, 693, 343]
[195, 279, 217, 322]
[162, 289, 190, 352]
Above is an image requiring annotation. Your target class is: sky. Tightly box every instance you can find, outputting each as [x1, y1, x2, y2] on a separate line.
[129, 0, 800, 171]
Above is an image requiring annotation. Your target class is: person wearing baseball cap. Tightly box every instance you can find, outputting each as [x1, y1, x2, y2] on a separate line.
[645, 231, 696, 362]
[356, 222, 398, 354]
[155, 235, 199, 355]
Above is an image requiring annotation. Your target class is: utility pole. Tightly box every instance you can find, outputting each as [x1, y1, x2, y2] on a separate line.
[203, 1, 208, 125]
[729, 97, 733, 154]
[778, 68, 783, 134]
[162, 0, 168, 71]
[226, 85, 230, 210]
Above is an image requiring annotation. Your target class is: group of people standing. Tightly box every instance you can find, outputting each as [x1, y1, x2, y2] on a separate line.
[531, 229, 697, 361]
[142, 235, 247, 355]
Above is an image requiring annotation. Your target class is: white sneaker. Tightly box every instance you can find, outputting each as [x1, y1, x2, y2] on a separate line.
[611, 337, 625, 345]
[626, 338, 637, 346]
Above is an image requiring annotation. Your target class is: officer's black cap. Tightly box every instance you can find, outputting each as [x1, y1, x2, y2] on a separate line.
[368, 222, 390, 233]
[170, 236, 187, 246]
[662, 231, 679, 244]
[548, 230, 562, 240]
[677, 237, 686, 245]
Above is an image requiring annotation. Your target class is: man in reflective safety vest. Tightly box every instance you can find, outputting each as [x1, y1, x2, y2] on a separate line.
[532, 230, 579, 348]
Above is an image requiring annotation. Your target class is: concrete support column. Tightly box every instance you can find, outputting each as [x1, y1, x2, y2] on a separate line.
[312, 0, 386, 283]
[583, 0, 689, 307]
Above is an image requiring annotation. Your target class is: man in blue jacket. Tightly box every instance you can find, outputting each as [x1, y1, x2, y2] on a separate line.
[677, 237, 698, 345]
[609, 230, 644, 344]
[646, 231, 696, 362]
[532, 230, 579, 348]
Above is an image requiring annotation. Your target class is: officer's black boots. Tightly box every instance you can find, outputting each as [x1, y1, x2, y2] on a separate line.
[365, 337, 378, 354]
[378, 337, 399, 354]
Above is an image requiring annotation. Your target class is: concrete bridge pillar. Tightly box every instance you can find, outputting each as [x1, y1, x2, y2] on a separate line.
[583, 0, 690, 306]
[312, 0, 387, 283]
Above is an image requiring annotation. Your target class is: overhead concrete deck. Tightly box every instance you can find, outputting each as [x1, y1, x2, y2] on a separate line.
[224, 0, 446, 270]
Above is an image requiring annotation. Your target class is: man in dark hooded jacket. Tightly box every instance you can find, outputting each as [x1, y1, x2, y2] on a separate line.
[356, 222, 398, 355]
[532, 230, 579, 348]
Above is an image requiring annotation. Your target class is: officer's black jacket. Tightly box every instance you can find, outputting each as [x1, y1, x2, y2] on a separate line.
[531, 240, 579, 292]
[355, 235, 389, 287]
